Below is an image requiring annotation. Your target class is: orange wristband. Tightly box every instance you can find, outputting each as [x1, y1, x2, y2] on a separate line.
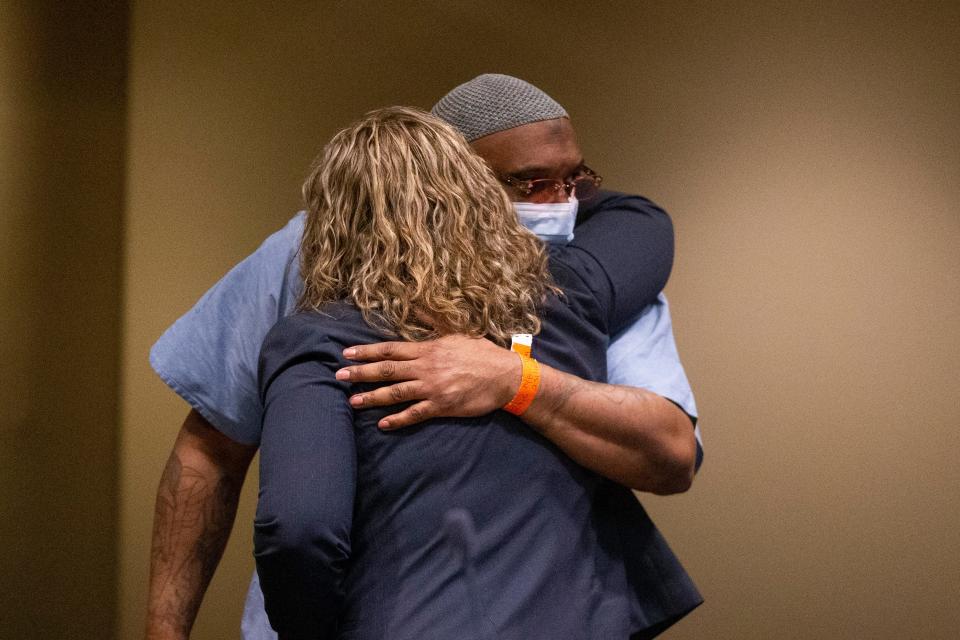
[503, 353, 541, 416]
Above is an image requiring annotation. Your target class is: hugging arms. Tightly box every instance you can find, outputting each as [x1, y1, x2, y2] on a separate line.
[145, 75, 702, 640]
[146, 192, 698, 640]
[252, 108, 696, 638]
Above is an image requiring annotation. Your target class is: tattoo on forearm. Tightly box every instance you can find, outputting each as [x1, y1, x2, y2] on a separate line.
[545, 374, 588, 415]
[147, 452, 241, 635]
[547, 374, 631, 417]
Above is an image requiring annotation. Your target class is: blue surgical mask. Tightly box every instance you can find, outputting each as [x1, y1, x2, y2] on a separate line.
[514, 197, 579, 245]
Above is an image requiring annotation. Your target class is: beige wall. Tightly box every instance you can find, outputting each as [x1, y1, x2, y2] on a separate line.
[1, 1, 944, 638]
[0, 2, 127, 637]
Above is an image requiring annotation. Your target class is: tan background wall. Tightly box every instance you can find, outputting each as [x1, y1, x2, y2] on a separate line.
[0, 2, 126, 637]
[3, 1, 953, 639]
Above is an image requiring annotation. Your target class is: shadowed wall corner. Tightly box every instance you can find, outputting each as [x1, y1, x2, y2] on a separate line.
[0, 2, 127, 638]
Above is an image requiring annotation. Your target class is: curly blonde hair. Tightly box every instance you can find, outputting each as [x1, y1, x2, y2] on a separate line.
[299, 106, 555, 345]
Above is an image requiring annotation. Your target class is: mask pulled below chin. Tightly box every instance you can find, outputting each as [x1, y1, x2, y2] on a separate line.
[513, 197, 579, 245]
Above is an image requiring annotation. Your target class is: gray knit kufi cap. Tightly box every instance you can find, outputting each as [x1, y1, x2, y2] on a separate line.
[431, 73, 568, 142]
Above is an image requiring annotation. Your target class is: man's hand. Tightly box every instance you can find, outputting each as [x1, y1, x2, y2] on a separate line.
[336, 334, 521, 430]
[144, 410, 257, 640]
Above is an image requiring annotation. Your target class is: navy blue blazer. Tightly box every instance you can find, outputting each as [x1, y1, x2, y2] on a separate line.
[254, 192, 702, 639]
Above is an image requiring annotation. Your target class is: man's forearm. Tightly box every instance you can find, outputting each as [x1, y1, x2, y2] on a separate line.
[335, 336, 696, 494]
[521, 363, 696, 494]
[145, 410, 256, 640]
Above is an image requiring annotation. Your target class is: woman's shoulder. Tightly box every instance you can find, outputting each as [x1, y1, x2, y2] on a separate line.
[259, 304, 385, 398]
[270, 302, 359, 334]
[261, 304, 392, 370]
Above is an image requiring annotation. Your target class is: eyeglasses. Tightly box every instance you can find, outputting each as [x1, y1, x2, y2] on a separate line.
[499, 165, 603, 203]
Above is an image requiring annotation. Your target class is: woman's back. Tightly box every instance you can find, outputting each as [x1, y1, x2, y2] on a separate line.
[254, 107, 700, 640]
[259, 250, 632, 640]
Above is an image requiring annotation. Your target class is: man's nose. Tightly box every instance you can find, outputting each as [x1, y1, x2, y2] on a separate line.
[541, 183, 570, 204]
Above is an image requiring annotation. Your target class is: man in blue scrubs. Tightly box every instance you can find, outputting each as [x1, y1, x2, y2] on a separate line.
[144, 74, 702, 640]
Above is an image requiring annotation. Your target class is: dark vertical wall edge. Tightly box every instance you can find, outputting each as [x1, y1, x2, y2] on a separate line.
[0, 1, 129, 637]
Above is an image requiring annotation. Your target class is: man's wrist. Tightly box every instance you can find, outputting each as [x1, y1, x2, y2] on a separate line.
[503, 354, 541, 415]
[499, 350, 525, 408]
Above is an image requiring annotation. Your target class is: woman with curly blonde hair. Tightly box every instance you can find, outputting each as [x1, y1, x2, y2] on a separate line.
[297, 106, 555, 345]
[253, 107, 692, 639]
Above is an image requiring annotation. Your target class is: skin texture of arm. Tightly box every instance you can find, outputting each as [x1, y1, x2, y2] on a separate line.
[521, 359, 696, 495]
[335, 335, 696, 494]
[144, 410, 257, 640]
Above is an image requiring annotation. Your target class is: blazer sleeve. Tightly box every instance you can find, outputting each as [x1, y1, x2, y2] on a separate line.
[564, 190, 675, 335]
[253, 313, 356, 639]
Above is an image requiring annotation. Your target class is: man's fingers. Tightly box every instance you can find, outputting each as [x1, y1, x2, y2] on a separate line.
[343, 341, 421, 362]
[377, 401, 436, 430]
[336, 360, 415, 383]
[349, 381, 426, 409]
